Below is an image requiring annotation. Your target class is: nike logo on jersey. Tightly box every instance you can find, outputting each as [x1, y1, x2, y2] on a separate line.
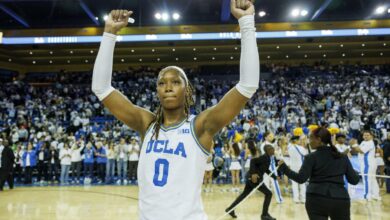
[145, 140, 187, 158]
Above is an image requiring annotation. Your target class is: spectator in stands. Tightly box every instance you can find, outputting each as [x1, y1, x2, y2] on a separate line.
[128, 137, 140, 184]
[59, 143, 72, 185]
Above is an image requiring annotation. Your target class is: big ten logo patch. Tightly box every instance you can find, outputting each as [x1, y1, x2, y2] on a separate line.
[178, 128, 190, 135]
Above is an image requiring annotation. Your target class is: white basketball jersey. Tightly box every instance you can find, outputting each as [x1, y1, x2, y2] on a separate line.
[138, 115, 209, 220]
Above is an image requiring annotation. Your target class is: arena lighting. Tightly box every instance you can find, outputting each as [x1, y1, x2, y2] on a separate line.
[103, 15, 108, 21]
[139, 58, 142, 62]
[32, 61, 36, 64]
[375, 6, 386, 15]
[291, 8, 300, 17]
[49, 60, 53, 64]
[193, 48, 196, 51]
[300, 10, 308, 16]
[161, 12, 169, 21]
[8, 58, 12, 62]
[49, 51, 53, 54]
[175, 58, 179, 61]
[121, 59, 125, 62]
[380, 52, 384, 56]
[267, 56, 270, 59]
[259, 11, 266, 17]
[67, 60, 70, 63]
[172, 13, 180, 20]
[388, 8, 390, 13]
[155, 13, 162, 20]
[95, 17, 99, 21]
[193, 57, 197, 60]
[29, 51, 33, 55]
[212, 57, 215, 60]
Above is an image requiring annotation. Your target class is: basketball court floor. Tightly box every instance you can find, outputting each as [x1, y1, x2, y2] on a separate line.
[1, 185, 389, 220]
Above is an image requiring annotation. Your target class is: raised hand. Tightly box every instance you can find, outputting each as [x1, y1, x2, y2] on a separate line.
[230, 0, 255, 20]
[104, 10, 133, 35]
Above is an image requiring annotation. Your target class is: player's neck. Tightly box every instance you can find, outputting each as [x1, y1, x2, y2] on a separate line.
[162, 109, 187, 127]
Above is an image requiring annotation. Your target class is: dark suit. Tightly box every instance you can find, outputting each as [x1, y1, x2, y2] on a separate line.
[280, 146, 360, 220]
[383, 140, 390, 193]
[0, 146, 15, 190]
[227, 154, 277, 216]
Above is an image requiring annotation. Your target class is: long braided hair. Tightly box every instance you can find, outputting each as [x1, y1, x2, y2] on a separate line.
[151, 66, 195, 140]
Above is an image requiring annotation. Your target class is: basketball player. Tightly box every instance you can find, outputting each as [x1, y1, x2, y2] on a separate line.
[91, 1, 259, 219]
[287, 136, 308, 203]
[225, 145, 277, 220]
[351, 131, 381, 201]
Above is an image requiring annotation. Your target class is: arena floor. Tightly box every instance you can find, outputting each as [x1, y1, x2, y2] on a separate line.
[0, 185, 389, 220]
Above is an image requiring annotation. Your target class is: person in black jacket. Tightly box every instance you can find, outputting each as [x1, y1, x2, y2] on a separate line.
[225, 144, 277, 220]
[0, 140, 15, 191]
[383, 133, 390, 193]
[278, 127, 360, 220]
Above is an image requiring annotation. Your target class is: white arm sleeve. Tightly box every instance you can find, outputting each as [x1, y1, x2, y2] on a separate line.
[92, 32, 117, 101]
[235, 14, 259, 99]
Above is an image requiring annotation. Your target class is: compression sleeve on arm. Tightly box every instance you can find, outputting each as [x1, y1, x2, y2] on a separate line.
[235, 14, 260, 99]
[92, 32, 117, 101]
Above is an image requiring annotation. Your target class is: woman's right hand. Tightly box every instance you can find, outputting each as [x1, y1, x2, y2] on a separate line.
[104, 10, 133, 35]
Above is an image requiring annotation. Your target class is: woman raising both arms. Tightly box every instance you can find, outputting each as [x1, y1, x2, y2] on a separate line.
[91, 0, 259, 219]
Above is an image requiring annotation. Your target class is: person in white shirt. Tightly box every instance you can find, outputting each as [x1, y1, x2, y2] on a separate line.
[59, 143, 72, 185]
[128, 137, 140, 184]
[71, 140, 85, 184]
[335, 134, 350, 155]
[288, 136, 308, 203]
[351, 131, 381, 201]
[115, 138, 129, 184]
